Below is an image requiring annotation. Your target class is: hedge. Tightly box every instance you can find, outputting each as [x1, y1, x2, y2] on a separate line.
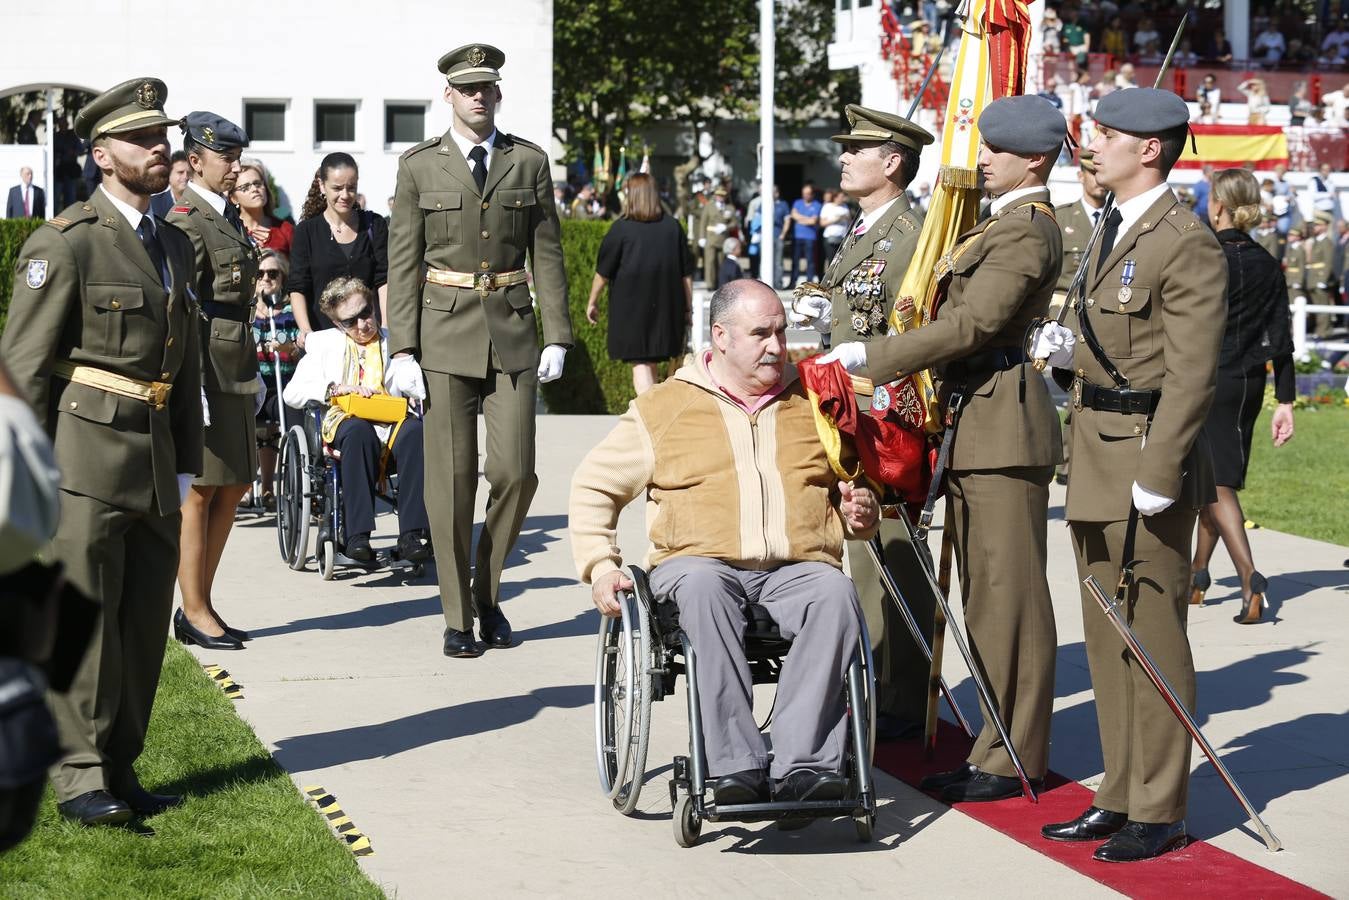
[0, 218, 45, 334]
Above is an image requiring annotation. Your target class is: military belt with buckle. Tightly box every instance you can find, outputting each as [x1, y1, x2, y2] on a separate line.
[1074, 379, 1160, 415]
[425, 267, 528, 297]
[52, 360, 173, 410]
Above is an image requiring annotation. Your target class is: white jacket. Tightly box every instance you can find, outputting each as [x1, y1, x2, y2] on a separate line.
[282, 328, 394, 409]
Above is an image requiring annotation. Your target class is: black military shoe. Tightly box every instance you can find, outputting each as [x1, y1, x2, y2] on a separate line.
[773, 768, 849, 803]
[397, 529, 432, 562]
[941, 770, 1038, 803]
[478, 608, 513, 648]
[1093, 820, 1188, 862]
[711, 769, 768, 805]
[121, 786, 184, 817]
[919, 762, 978, 792]
[58, 790, 132, 826]
[345, 532, 375, 562]
[443, 627, 481, 658]
[1042, 805, 1129, 842]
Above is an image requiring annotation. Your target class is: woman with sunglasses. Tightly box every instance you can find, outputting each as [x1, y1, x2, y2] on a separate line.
[252, 249, 300, 510]
[231, 159, 293, 256]
[283, 278, 430, 563]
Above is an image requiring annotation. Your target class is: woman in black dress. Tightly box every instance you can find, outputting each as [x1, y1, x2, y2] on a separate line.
[287, 152, 389, 345]
[585, 173, 694, 394]
[1191, 169, 1296, 625]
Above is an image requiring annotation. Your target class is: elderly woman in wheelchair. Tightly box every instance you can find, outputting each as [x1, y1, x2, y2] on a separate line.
[569, 280, 882, 845]
[283, 277, 430, 564]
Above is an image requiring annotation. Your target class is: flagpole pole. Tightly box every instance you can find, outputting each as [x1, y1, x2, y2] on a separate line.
[759, 0, 776, 286]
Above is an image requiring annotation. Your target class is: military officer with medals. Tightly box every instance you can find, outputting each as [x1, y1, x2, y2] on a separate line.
[699, 184, 741, 286]
[821, 96, 1066, 802]
[387, 44, 573, 658]
[1, 78, 203, 825]
[1035, 89, 1227, 862]
[788, 104, 940, 743]
[167, 112, 259, 652]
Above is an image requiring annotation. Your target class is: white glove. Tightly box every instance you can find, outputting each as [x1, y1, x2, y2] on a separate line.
[177, 473, 195, 505]
[200, 388, 211, 427]
[1131, 481, 1174, 515]
[537, 344, 567, 383]
[698, 238, 707, 248]
[788, 291, 833, 333]
[1030, 321, 1077, 367]
[386, 355, 427, 401]
[253, 374, 267, 416]
[1316, 282, 1328, 290]
[712, 223, 727, 234]
[817, 341, 868, 373]
[0, 394, 62, 576]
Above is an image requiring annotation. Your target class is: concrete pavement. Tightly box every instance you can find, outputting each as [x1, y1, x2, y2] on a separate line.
[186, 415, 1348, 898]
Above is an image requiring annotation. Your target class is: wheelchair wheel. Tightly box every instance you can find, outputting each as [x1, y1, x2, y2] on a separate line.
[594, 571, 654, 815]
[673, 792, 702, 848]
[855, 809, 875, 843]
[318, 538, 337, 581]
[275, 426, 311, 571]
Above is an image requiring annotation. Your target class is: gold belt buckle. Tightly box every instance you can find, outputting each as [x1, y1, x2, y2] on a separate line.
[148, 381, 171, 410]
[474, 272, 497, 297]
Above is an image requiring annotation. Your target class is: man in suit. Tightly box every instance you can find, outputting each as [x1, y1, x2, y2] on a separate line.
[1036, 88, 1227, 862]
[787, 104, 938, 744]
[6, 168, 45, 219]
[821, 96, 1066, 802]
[16, 110, 40, 145]
[149, 150, 192, 220]
[0, 77, 203, 826]
[386, 43, 572, 658]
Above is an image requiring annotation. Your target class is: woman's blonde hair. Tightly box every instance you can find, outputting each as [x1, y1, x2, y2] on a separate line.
[1211, 168, 1263, 232]
[236, 157, 277, 217]
[318, 276, 375, 319]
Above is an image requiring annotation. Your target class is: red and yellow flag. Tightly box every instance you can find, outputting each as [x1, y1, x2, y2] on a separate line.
[1176, 124, 1289, 171]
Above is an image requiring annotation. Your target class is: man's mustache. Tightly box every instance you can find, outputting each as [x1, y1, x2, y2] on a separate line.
[758, 353, 781, 365]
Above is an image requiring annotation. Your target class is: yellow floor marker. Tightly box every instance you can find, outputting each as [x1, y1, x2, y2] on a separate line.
[303, 785, 374, 857]
[201, 663, 243, 700]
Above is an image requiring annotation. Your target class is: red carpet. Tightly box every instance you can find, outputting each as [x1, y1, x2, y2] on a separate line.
[874, 722, 1326, 898]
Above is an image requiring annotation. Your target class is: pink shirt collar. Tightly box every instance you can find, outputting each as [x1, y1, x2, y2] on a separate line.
[702, 350, 785, 414]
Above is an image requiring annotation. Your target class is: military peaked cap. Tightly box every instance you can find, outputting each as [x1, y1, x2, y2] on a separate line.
[1093, 87, 1190, 135]
[180, 112, 249, 152]
[832, 103, 935, 153]
[74, 77, 176, 142]
[438, 43, 505, 84]
[977, 95, 1067, 155]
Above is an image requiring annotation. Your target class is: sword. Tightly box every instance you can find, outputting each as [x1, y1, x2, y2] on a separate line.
[1083, 575, 1283, 852]
[924, 528, 954, 757]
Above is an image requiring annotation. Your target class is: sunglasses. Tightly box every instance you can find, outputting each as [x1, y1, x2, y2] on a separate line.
[336, 303, 374, 329]
[258, 269, 282, 280]
[234, 180, 266, 193]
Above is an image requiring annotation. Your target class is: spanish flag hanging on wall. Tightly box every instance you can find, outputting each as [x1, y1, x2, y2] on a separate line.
[1176, 124, 1289, 171]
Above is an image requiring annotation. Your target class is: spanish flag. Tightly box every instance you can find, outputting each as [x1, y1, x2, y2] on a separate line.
[1177, 124, 1289, 171]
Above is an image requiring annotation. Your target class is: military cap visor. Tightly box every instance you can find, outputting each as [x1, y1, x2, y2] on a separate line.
[832, 103, 935, 153]
[1093, 87, 1190, 135]
[977, 95, 1067, 156]
[75, 77, 176, 141]
[439, 43, 506, 84]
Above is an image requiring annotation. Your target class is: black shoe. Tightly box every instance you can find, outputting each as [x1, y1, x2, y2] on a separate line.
[1234, 571, 1267, 625]
[1093, 820, 1188, 862]
[58, 790, 132, 826]
[1042, 805, 1129, 842]
[397, 529, 432, 562]
[222, 625, 251, 642]
[919, 762, 978, 792]
[773, 768, 849, 803]
[941, 770, 1038, 803]
[173, 609, 243, 651]
[1190, 568, 1210, 606]
[478, 608, 513, 648]
[443, 627, 481, 658]
[345, 532, 374, 562]
[876, 713, 922, 742]
[712, 769, 768, 805]
[121, 786, 184, 817]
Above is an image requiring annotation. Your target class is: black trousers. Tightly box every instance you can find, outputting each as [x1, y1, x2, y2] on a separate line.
[334, 416, 429, 538]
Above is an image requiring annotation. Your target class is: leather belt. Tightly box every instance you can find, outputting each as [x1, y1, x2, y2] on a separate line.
[200, 299, 252, 322]
[943, 346, 1026, 380]
[1074, 379, 1160, 415]
[53, 360, 172, 410]
[425, 266, 528, 297]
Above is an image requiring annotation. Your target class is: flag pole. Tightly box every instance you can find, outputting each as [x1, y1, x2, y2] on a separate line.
[759, 0, 776, 286]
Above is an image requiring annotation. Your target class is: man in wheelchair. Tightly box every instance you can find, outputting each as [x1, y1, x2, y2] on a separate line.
[283, 277, 431, 562]
[569, 279, 880, 810]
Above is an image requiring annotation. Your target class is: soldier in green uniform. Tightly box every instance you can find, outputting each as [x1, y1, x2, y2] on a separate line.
[1284, 226, 1305, 303]
[0, 77, 203, 825]
[699, 184, 740, 286]
[1304, 210, 1337, 338]
[822, 96, 1066, 800]
[788, 104, 938, 742]
[387, 44, 573, 658]
[1251, 213, 1285, 263]
[166, 113, 259, 652]
[1038, 88, 1227, 862]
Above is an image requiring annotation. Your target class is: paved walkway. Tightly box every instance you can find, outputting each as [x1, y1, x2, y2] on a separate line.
[189, 416, 1348, 898]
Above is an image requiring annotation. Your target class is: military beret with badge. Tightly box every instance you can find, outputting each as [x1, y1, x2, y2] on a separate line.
[179, 111, 249, 152]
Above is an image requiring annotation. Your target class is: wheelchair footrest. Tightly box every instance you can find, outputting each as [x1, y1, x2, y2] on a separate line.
[703, 798, 865, 822]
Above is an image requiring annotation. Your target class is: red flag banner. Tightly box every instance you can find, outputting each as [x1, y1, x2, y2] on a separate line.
[1176, 124, 1289, 171]
[984, 0, 1032, 97]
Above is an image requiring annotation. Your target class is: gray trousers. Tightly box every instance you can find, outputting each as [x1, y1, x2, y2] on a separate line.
[649, 557, 861, 780]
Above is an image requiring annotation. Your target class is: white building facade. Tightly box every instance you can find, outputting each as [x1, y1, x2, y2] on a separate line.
[0, 0, 556, 218]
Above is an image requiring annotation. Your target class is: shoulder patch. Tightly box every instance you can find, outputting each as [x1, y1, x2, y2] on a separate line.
[24, 259, 49, 289]
[401, 136, 440, 159]
[170, 205, 192, 214]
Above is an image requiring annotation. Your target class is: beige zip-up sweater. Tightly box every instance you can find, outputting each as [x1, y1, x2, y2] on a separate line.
[569, 359, 869, 584]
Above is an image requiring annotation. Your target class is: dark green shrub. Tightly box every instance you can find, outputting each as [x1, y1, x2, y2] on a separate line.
[0, 219, 45, 334]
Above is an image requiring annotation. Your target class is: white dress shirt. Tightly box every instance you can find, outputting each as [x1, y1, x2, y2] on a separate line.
[450, 128, 498, 172]
[100, 185, 152, 234]
[1111, 181, 1174, 236]
[854, 194, 901, 235]
[186, 179, 227, 215]
[990, 185, 1044, 216]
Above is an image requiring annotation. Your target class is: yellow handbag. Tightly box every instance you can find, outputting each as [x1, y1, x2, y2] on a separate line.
[332, 392, 408, 424]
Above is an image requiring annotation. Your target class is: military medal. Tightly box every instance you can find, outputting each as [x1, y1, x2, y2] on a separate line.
[851, 311, 868, 333]
[878, 238, 892, 252]
[1118, 259, 1136, 306]
[873, 384, 892, 412]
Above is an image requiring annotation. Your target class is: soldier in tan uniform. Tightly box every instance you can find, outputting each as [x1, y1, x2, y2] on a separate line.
[0, 78, 202, 825]
[699, 184, 740, 286]
[167, 112, 259, 652]
[1037, 88, 1227, 863]
[787, 104, 937, 743]
[1304, 210, 1337, 338]
[387, 44, 573, 658]
[822, 96, 1066, 801]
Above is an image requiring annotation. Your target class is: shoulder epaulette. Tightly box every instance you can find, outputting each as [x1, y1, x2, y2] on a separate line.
[44, 203, 97, 231]
[504, 132, 545, 153]
[894, 213, 917, 232]
[1162, 205, 1203, 233]
[401, 136, 440, 159]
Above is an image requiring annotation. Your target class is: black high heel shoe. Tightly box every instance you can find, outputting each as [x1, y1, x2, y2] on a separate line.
[173, 609, 244, 650]
[1189, 569, 1210, 606]
[1234, 572, 1267, 625]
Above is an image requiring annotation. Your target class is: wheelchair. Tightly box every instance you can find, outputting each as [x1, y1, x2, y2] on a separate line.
[594, 565, 877, 847]
[274, 402, 428, 580]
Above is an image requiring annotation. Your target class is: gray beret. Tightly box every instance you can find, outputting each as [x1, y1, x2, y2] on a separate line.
[180, 111, 249, 152]
[1093, 87, 1190, 135]
[977, 95, 1067, 155]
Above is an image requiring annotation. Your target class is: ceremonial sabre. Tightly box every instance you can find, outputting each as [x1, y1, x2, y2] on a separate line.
[1083, 576, 1283, 852]
[924, 529, 954, 756]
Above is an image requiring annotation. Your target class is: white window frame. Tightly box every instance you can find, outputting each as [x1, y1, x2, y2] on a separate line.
[242, 98, 290, 151]
[314, 99, 361, 150]
[384, 100, 431, 153]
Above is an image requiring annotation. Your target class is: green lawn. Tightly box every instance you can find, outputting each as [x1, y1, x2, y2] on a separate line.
[1242, 403, 1349, 547]
[0, 643, 383, 899]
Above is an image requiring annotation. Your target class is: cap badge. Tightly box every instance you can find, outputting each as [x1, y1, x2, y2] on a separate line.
[136, 82, 159, 109]
[202, 126, 215, 145]
[467, 46, 487, 67]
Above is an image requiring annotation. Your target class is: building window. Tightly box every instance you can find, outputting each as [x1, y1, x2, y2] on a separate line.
[385, 103, 426, 146]
[244, 101, 286, 143]
[315, 102, 357, 144]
